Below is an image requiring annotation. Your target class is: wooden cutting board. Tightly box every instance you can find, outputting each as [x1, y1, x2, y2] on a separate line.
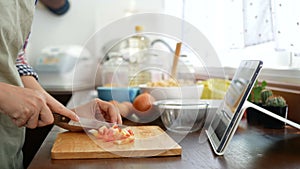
[51, 126, 182, 159]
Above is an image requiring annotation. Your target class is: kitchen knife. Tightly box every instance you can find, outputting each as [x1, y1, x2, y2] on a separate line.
[68, 117, 122, 129]
[53, 113, 125, 130]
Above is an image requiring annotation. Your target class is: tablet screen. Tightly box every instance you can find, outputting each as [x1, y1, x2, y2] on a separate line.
[206, 60, 263, 155]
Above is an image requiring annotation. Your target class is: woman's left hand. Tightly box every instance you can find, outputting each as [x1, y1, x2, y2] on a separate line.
[72, 99, 122, 124]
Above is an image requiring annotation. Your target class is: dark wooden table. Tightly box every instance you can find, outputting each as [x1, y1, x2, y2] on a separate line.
[27, 119, 300, 169]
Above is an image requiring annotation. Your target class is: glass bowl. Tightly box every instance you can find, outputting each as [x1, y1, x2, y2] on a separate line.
[154, 99, 209, 133]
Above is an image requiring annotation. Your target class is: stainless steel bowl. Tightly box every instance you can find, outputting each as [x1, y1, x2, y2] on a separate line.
[154, 99, 209, 133]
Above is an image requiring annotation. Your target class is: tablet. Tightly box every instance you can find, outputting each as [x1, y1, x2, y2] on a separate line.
[205, 60, 263, 155]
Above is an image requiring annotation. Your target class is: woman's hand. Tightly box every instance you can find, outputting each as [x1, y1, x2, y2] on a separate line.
[0, 77, 80, 129]
[0, 83, 54, 128]
[72, 99, 122, 124]
[20, 76, 80, 127]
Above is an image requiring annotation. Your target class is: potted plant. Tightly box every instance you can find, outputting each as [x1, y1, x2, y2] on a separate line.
[246, 80, 288, 128]
[262, 95, 288, 129]
[246, 80, 267, 125]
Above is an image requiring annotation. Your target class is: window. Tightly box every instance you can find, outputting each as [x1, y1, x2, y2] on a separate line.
[164, 0, 300, 84]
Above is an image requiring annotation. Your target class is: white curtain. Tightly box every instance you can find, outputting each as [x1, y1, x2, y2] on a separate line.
[226, 0, 274, 48]
[228, 0, 300, 54]
[164, 0, 300, 67]
[243, 0, 274, 46]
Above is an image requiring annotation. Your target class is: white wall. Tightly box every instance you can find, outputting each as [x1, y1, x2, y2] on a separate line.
[26, 0, 165, 65]
[27, 0, 94, 64]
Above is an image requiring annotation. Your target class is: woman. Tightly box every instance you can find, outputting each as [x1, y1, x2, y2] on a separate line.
[0, 1, 122, 169]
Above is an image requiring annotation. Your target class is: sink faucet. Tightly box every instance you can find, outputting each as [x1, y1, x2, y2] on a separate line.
[150, 39, 174, 53]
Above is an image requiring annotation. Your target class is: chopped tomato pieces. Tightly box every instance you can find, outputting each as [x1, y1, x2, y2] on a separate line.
[88, 125, 135, 145]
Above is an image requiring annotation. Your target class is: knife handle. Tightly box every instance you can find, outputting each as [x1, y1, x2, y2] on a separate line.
[53, 113, 71, 123]
[52, 113, 83, 132]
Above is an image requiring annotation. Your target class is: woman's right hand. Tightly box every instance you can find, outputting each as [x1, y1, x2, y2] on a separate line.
[0, 82, 54, 128]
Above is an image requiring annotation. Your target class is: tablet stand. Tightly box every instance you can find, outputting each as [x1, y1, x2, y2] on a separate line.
[242, 101, 300, 129]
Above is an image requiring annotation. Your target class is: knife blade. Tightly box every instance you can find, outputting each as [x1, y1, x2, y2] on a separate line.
[68, 117, 126, 129]
[53, 113, 126, 130]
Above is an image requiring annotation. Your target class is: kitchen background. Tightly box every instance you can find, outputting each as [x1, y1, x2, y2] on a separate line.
[20, 2, 300, 167]
[26, 0, 300, 90]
